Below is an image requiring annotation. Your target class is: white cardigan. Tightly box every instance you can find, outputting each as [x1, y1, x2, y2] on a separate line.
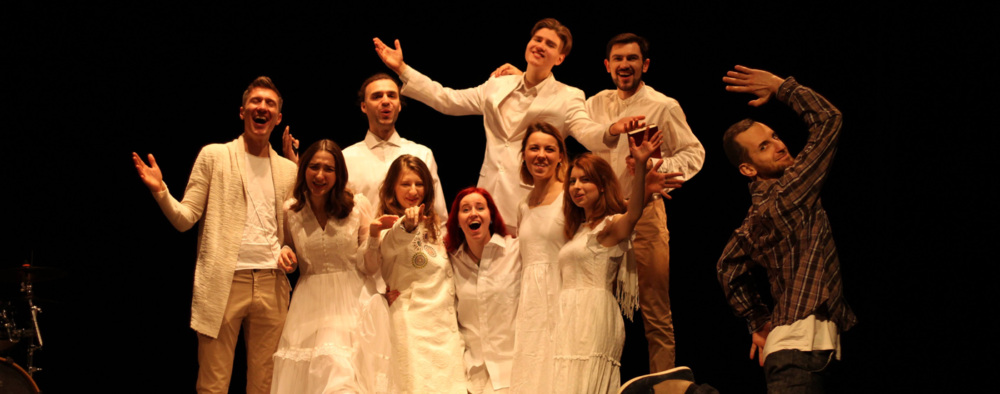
[153, 135, 297, 337]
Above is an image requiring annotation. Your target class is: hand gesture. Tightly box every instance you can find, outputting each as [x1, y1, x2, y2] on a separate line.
[373, 37, 405, 75]
[278, 246, 298, 273]
[609, 115, 646, 136]
[370, 215, 399, 238]
[491, 63, 523, 78]
[132, 152, 166, 193]
[749, 321, 772, 367]
[402, 204, 426, 233]
[645, 161, 685, 200]
[384, 285, 401, 306]
[723, 65, 786, 107]
[628, 128, 663, 164]
[282, 126, 299, 164]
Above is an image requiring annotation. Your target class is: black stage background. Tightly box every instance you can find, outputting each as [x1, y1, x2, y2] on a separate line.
[5, 2, 990, 392]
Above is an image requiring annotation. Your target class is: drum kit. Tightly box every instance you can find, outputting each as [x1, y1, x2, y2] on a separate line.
[0, 263, 61, 394]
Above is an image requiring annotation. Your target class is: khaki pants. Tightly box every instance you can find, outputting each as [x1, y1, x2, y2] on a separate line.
[634, 200, 676, 372]
[196, 269, 289, 394]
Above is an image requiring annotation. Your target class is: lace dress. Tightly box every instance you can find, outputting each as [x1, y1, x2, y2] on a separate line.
[509, 191, 566, 394]
[552, 215, 637, 394]
[271, 195, 391, 394]
[377, 220, 466, 394]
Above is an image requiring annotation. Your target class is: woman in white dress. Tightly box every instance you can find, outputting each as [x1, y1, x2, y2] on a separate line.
[552, 130, 666, 393]
[271, 139, 391, 394]
[366, 155, 466, 394]
[509, 122, 569, 394]
[444, 187, 520, 394]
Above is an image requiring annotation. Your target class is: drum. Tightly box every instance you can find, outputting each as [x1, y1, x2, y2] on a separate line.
[0, 357, 39, 393]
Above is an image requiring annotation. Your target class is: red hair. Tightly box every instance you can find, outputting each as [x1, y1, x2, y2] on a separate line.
[444, 187, 508, 254]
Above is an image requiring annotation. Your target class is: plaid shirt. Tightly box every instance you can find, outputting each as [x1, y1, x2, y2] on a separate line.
[717, 77, 857, 334]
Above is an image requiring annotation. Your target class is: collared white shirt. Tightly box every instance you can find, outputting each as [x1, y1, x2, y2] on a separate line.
[498, 75, 551, 134]
[586, 84, 705, 199]
[342, 130, 448, 220]
[450, 233, 521, 390]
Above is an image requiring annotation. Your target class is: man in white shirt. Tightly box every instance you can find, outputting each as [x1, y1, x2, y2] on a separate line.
[586, 33, 705, 373]
[283, 73, 447, 221]
[132, 76, 297, 393]
[373, 18, 645, 233]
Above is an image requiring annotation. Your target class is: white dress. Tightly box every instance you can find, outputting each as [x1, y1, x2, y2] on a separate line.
[271, 195, 391, 394]
[552, 215, 637, 394]
[378, 220, 466, 394]
[509, 191, 566, 394]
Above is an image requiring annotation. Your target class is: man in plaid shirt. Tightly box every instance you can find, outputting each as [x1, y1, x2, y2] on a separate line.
[717, 65, 857, 393]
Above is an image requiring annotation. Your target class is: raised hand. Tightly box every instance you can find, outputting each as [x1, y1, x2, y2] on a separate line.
[609, 115, 646, 136]
[402, 203, 426, 233]
[278, 246, 298, 273]
[370, 215, 400, 238]
[645, 161, 684, 200]
[132, 152, 166, 193]
[373, 37, 405, 75]
[491, 63, 523, 78]
[722, 65, 786, 107]
[628, 128, 663, 164]
[282, 126, 299, 164]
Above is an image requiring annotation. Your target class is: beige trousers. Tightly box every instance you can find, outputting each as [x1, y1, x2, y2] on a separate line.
[634, 200, 676, 372]
[196, 269, 289, 394]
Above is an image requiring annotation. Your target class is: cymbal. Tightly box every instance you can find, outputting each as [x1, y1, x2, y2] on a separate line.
[0, 266, 66, 283]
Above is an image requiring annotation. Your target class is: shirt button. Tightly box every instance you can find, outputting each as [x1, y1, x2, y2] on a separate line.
[448, 306, 455, 313]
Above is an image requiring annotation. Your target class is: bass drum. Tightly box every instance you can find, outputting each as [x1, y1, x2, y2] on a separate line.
[0, 357, 39, 394]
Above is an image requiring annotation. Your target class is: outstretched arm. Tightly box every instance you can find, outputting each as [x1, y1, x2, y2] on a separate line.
[722, 65, 786, 107]
[600, 129, 663, 246]
[373, 38, 407, 75]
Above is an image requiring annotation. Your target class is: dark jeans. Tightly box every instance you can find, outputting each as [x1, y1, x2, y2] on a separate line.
[763, 349, 839, 394]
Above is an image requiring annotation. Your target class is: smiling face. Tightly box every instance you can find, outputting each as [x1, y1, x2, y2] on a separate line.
[567, 166, 601, 212]
[360, 78, 401, 134]
[239, 87, 283, 140]
[735, 122, 794, 180]
[457, 192, 491, 243]
[524, 27, 566, 71]
[605, 42, 649, 95]
[305, 150, 336, 198]
[523, 131, 563, 181]
[394, 168, 426, 209]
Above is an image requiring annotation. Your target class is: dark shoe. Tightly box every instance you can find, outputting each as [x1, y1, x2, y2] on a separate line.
[618, 366, 695, 394]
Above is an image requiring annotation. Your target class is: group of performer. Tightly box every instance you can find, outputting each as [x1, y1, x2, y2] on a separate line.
[132, 16, 854, 394]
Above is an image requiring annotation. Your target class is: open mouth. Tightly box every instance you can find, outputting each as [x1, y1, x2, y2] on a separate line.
[468, 222, 482, 230]
[253, 116, 268, 124]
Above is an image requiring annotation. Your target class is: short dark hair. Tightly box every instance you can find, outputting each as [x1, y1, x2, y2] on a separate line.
[722, 118, 756, 167]
[605, 33, 649, 60]
[357, 73, 402, 105]
[242, 76, 282, 111]
[531, 18, 573, 56]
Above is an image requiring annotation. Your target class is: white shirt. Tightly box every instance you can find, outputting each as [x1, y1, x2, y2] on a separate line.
[400, 66, 613, 230]
[235, 153, 279, 270]
[763, 315, 841, 361]
[450, 234, 521, 390]
[586, 84, 705, 199]
[342, 130, 448, 221]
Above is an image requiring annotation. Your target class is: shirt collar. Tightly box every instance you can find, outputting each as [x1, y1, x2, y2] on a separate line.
[363, 129, 401, 149]
[517, 73, 554, 95]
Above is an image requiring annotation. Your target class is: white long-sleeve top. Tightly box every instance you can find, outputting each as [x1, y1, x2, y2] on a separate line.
[586, 84, 705, 199]
[450, 234, 521, 391]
